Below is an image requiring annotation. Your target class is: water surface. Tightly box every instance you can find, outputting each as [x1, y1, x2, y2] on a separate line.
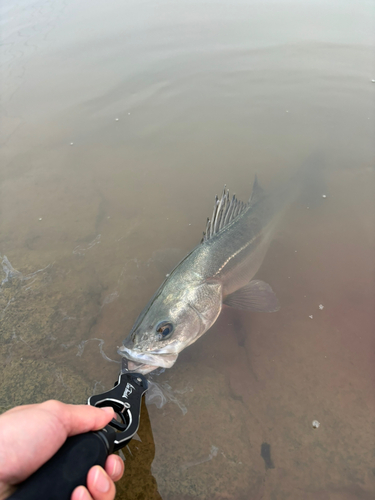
[1, 1, 374, 499]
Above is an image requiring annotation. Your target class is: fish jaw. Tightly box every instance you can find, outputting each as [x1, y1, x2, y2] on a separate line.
[127, 361, 160, 375]
[117, 344, 179, 373]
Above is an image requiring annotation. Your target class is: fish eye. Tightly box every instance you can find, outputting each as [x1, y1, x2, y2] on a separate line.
[156, 321, 174, 341]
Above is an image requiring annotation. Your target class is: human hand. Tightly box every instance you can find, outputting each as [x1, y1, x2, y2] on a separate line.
[0, 401, 125, 500]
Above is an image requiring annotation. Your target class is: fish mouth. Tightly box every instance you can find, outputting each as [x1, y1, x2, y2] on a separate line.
[126, 360, 159, 375]
[118, 345, 178, 373]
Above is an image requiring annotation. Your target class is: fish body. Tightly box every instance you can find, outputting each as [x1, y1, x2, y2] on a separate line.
[119, 176, 283, 374]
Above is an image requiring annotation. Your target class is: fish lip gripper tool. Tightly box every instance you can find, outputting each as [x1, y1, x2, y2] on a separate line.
[8, 372, 148, 500]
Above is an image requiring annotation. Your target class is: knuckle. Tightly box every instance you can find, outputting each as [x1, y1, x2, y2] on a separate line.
[40, 400, 64, 414]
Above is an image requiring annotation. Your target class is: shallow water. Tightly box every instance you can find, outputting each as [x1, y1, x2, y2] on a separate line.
[1, 0, 374, 498]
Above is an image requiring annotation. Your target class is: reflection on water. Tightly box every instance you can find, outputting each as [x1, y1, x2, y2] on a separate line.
[1, 0, 374, 498]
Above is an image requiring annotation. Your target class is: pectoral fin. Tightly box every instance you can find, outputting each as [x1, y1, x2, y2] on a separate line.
[223, 280, 280, 312]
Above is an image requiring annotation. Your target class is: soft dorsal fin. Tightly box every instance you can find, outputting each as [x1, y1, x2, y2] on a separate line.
[201, 185, 249, 243]
[249, 174, 264, 205]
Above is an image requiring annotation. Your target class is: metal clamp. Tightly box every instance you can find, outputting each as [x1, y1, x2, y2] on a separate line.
[88, 372, 148, 451]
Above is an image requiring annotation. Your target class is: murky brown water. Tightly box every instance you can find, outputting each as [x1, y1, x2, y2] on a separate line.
[1, 0, 374, 498]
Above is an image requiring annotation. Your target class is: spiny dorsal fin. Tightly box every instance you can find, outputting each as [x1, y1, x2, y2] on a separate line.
[249, 174, 265, 205]
[201, 185, 249, 243]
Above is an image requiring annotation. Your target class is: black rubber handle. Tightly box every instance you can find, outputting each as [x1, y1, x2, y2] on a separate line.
[8, 432, 109, 500]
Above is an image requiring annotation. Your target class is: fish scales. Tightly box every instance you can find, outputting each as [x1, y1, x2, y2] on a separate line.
[119, 176, 285, 374]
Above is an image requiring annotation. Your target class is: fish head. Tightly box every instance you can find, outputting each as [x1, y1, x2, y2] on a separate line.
[118, 280, 222, 374]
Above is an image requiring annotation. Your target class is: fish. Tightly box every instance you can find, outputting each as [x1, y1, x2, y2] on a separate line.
[118, 176, 284, 374]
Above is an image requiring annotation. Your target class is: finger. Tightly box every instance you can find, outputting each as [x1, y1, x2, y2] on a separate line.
[86, 466, 116, 500]
[71, 485, 93, 500]
[39, 401, 115, 436]
[4, 404, 38, 415]
[104, 455, 124, 482]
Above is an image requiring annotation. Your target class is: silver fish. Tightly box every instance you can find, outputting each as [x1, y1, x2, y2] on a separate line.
[119, 176, 283, 374]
